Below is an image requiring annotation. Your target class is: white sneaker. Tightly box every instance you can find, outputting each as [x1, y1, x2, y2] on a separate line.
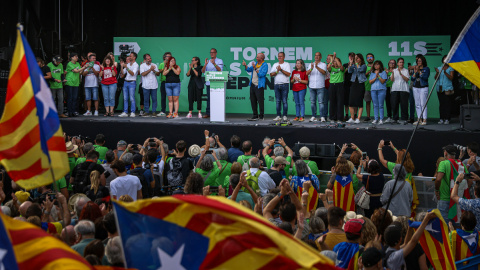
[273, 116, 281, 121]
[157, 112, 166, 117]
[384, 117, 392, 123]
[139, 110, 144, 116]
[130, 112, 135, 117]
[438, 119, 444, 124]
[354, 119, 360, 124]
[198, 113, 202, 118]
[283, 116, 288, 121]
[420, 120, 427, 125]
[346, 118, 355, 123]
[444, 120, 449, 125]
[94, 110, 99, 116]
[372, 119, 378, 124]
[309, 117, 317, 122]
[186, 113, 192, 118]
[118, 112, 128, 117]
[83, 110, 92, 116]
[378, 120, 384, 125]
[320, 117, 326, 122]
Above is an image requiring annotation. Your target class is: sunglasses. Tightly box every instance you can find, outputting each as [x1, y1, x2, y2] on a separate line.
[367, 57, 373, 59]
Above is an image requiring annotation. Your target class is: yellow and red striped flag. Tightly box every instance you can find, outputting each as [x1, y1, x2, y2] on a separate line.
[296, 185, 319, 212]
[333, 175, 355, 212]
[451, 229, 480, 263]
[0, 212, 94, 270]
[113, 195, 336, 269]
[0, 25, 69, 189]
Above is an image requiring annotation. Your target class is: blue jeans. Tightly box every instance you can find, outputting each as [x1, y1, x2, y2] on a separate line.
[123, 81, 136, 113]
[371, 89, 386, 120]
[143, 88, 158, 114]
[65, 85, 78, 115]
[437, 200, 450, 224]
[165, 83, 181, 96]
[310, 87, 327, 118]
[274, 83, 289, 117]
[293, 89, 306, 117]
[101, 83, 117, 107]
[85, 87, 98, 101]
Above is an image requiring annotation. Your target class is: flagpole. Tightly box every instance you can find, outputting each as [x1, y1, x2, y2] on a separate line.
[382, 63, 445, 222]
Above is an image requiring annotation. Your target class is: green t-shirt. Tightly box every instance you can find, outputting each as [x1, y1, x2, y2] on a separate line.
[437, 160, 468, 201]
[329, 67, 345, 84]
[54, 177, 68, 190]
[68, 157, 77, 173]
[159, 63, 166, 82]
[387, 161, 413, 181]
[196, 167, 221, 187]
[365, 65, 373, 91]
[93, 145, 109, 161]
[237, 155, 254, 167]
[265, 155, 292, 178]
[386, 71, 393, 87]
[291, 159, 320, 177]
[215, 160, 232, 188]
[47, 62, 64, 89]
[75, 157, 103, 166]
[65, 61, 81, 86]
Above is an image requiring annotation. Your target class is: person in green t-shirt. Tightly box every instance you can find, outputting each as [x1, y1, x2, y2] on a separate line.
[157, 52, 172, 116]
[93, 134, 109, 161]
[65, 53, 87, 117]
[363, 53, 375, 121]
[237, 140, 254, 169]
[213, 148, 232, 190]
[384, 59, 396, 123]
[262, 137, 293, 178]
[292, 146, 320, 177]
[47, 55, 67, 118]
[327, 52, 346, 122]
[196, 148, 222, 187]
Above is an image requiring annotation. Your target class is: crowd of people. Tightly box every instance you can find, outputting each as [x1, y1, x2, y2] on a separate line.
[1, 129, 479, 269]
[37, 49, 476, 124]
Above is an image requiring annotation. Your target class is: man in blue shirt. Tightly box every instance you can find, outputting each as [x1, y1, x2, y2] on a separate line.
[227, 135, 243, 163]
[242, 53, 268, 121]
[201, 48, 224, 118]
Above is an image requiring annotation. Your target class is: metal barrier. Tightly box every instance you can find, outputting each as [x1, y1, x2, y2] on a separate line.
[317, 170, 437, 213]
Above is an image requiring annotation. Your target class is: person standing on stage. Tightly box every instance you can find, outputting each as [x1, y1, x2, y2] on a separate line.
[163, 57, 181, 119]
[363, 53, 375, 122]
[384, 59, 396, 123]
[201, 48, 224, 118]
[347, 53, 367, 124]
[369, 60, 388, 124]
[157, 52, 171, 117]
[47, 55, 68, 118]
[100, 55, 118, 117]
[306, 52, 328, 122]
[119, 52, 139, 118]
[270, 52, 291, 121]
[65, 53, 87, 117]
[140, 54, 160, 117]
[290, 59, 308, 122]
[327, 53, 345, 123]
[186, 56, 204, 118]
[411, 55, 430, 125]
[243, 53, 268, 121]
[82, 53, 101, 116]
[390, 57, 410, 124]
[343, 52, 355, 121]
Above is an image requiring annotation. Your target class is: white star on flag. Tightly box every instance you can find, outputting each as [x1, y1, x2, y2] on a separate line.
[0, 248, 7, 270]
[34, 74, 57, 120]
[464, 233, 477, 246]
[157, 244, 186, 270]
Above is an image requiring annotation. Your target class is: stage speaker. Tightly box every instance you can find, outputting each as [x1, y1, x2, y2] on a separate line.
[460, 105, 480, 131]
[316, 144, 337, 157]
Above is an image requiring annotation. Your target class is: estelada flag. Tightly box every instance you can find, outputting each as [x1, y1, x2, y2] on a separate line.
[409, 209, 456, 270]
[112, 195, 336, 270]
[0, 25, 69, 190]
[451, 229, 480, 262]
[445, 7, 480, 88]
[0, 212, 94, 270]
[333, 174, 355, 212]
[296, 185, 319, 212]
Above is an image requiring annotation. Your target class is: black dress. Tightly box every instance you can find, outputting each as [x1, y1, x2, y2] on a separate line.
[362, 174, 385, 218]
[349, 77, 365, 108]
[188, 66, 203, 111]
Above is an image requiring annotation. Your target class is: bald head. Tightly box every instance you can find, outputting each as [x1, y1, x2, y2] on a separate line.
[249, 157, 260, 168]
[61, 225, 76, 246]
[19, 201, 32, 217]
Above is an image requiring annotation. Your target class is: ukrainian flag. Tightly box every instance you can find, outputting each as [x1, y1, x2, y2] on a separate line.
[445, 7, 480, 88]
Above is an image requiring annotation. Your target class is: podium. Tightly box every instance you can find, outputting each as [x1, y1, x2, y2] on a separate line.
[205, 71, 229, 122]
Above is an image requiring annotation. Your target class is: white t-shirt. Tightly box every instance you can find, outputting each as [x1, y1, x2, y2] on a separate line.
[110, 175, 142, 201]
[84, 64, 100, 87]
[248, 168, 276, 196]
[307, 62, 327, 89]
[391, 68, 410, 92]
[140, 63, 159, 89]
[270, 62, 291, 84]
[123, 62, 139, 81]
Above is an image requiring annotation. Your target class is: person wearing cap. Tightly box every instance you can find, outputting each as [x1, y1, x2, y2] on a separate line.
[47, 55, 68, 118]
[435, 145, 468, 223]
[332, 218, 364, 269]
[262, 138, 294, 178]
[65, 53, 87, 117]
[267, 156, 288, 186]
[383, 211, 437, 270]
[359, 247, 383, 270]
[292, 146, 320, 177]
[82, 53, 101, 116]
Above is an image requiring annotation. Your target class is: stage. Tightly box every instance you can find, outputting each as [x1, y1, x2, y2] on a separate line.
[60, 114, 479, 176]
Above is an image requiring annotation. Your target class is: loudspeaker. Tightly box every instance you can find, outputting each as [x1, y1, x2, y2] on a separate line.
[460, 105, 480, 131]
[316, 144, 337, 157]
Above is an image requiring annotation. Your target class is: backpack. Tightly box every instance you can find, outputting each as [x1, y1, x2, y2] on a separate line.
[130, 168, 152, 199]
[167, 158, 183, 186]
[245, 169, 262, 192]
[241, 156, 252, 171]
[73, 163, 96, 194]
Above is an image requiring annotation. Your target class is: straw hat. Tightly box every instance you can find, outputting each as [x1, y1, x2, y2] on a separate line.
[188, 144, 201, 157]
[65, 142, 78, 153]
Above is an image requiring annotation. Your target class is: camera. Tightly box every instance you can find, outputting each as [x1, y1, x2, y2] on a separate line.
[454, 144, 467, 152]
[119, 44, 134, 59]
[104, 170, 111, 178]
[347, 143, 352, 147]
[149, 138, 156, 143]
[205, 150, 213, 154]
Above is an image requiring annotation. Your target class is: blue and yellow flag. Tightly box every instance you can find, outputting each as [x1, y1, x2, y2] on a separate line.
[0, 25, 69, 189]
[409, 209, 456, 270]
[113, 195, 336, 270]
[445, 7, 480, 88]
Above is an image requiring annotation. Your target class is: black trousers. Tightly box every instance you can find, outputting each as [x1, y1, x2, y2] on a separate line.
[385, 87, 392, 118]
[391, 91, 409, 121]
[437, 91, 452, 120]
[114, 85, 123, 110]
[138, 83, 144, 107]
[160, 82, 167, 113]
[329, 82, 344, 121]
[250, 84, 264, 118]
[188, 84, 203, 111]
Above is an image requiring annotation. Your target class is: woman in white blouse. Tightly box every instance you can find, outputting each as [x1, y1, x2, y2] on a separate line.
[390, 58, 410, 124]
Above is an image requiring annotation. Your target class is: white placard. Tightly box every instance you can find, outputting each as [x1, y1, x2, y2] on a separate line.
[210, 84, 225, 122]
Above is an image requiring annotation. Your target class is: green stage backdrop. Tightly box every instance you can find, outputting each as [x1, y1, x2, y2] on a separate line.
[113, 36, 450, 118]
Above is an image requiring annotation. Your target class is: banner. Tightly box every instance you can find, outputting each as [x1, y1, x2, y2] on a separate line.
[113, 36, 450, 117]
